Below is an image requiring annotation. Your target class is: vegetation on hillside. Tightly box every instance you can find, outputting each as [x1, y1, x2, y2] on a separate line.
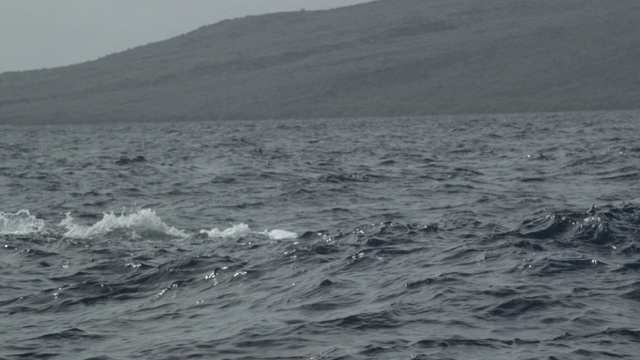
[0, 0, 638, 124]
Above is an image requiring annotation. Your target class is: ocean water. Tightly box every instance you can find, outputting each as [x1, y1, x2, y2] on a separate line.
[1, 111, 639, 359]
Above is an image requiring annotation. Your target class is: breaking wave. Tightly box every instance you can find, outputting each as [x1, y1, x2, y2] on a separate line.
[43, 207, 298, 241]
[199, 224, 297, 240]
[58, 208, 188, 239]
[0, 210, 45, 235]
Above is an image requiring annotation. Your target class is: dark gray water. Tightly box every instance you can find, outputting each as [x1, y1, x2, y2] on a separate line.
[1, 111, 640, 359]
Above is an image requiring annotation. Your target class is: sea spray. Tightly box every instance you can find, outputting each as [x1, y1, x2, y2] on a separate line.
[0, 210, 45, 235]
[59, 208, 187, 239]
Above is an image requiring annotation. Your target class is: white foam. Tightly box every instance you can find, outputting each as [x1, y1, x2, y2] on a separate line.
[0, 210, 45, 235]
[262, 229, 298, 240]
[200, 224, 297, 240]
[199, 223, 251, 239]
[59, 208, 187, 239]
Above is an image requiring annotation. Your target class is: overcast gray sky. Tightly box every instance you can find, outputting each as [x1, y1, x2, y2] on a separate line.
[0, 0, 373, 74]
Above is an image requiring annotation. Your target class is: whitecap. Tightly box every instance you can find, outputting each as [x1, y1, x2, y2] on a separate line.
[200, 224, 297, 240]
[199, 223, 251, 239]
[262, 229, 298, 240]
[0, 210, 45, 235]
[59, 208, 187, 239]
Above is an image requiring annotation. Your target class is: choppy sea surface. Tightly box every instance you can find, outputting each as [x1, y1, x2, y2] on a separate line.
[1, 111, 640, 359]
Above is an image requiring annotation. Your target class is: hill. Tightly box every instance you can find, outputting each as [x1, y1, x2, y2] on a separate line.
[1, 0, 639, 124]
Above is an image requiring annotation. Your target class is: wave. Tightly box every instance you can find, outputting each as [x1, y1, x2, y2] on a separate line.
[516, 203, 640, 246]
[263, 229, 298, 240]
[58, 208, 188, 239]
[0, 207, 297, 241]
[0, 210, 45, 235]
[55, 208, 297, 241]
[199, 224, 297, 240]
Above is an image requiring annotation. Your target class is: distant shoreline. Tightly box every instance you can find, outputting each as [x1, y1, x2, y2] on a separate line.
[1, 0, 638, 125]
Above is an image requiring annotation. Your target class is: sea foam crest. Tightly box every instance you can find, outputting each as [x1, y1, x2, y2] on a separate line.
[0, 210, 45, 235]
[59, 208, 187, 239]
[200, 224, 297, 240]
[262, 229, 299, 240]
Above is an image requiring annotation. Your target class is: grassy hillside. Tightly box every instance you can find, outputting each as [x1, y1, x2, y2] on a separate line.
[1, 0, 639, 124]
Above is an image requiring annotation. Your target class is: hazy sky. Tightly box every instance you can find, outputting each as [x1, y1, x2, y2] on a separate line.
[0, 0, 373, 73]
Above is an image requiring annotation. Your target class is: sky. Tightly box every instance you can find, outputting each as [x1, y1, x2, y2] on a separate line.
[0, 0, 373, 74]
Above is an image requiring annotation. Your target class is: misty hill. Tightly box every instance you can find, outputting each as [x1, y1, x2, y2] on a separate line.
[1, 0, 639, 124]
